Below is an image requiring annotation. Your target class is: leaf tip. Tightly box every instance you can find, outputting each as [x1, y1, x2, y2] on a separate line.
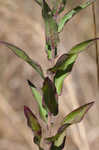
[87, 101, 95, 109]
[24, 105, 28, 112]
[24, 105, 35, 119]
[27, 79, 33, 86]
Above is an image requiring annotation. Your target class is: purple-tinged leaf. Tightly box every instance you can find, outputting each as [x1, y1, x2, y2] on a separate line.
[42, 77, 58, 116]
[24, 106, 42, 138]
[54, 61, 75, 95]
[62, 101, 94, 125]
[48, 54, 77, 73]
[45, 123, 67, 150]
[42, 0, 59, 59]
[50, 136, 66, 150]
[48, 38, 99, 94]
[48, 54, 77, 95]
[46, 102, 94, 150]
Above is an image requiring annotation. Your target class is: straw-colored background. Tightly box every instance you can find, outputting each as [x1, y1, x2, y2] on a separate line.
[0, 0, 99, 150]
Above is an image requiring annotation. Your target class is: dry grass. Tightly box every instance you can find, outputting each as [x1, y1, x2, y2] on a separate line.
[0, 0, 99, 150]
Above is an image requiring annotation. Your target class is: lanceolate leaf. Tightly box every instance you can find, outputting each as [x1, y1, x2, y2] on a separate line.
[52, 0, 67, 16]
[0, 41, 44, 79]
[46, 133, 66, 150]
[54, 72, 68, 96]
[49, 102, 94, 148]
[69, 38, 99, 54]
[46, 102, 94, 150]
[27, 80, 48, 122]
[48, 54, 77, 95]
[42, 0, 59, 59]
[45, 123, 68, 150]
[58, 0, 96, 33]
[42, 77, 58, 116]
[54, 61, 76, 95]
[48, 54, 77, 73]
[50, 135, 66, 150]
[62, 101, 94, 125]
[48, 38, 99, 94]
[24, 106, 42, 144]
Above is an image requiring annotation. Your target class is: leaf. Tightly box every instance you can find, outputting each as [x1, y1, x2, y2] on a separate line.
[42, 77, 58, 116]
[48, 54, 77, 73]
[48, 54, 77, 95]
[54, 54, 77, 95]
[27, 80, 48, 122]
[24, 106, 42, 144]
[54, 72, 68, 95]
[69, 38, 99, 54]
[50, 136, 66, 150]
[54, 64, 75, 95]
[58, 0, 96, 32]
[42, 0, 59, 59]
[45, 124, 68, 150]
[0, 41, 44, 79]
[46, 102, 94, 149]
[54, 129, 66, 148]
[45, 19, 59, 59]
[52, 0, 67, 16]
[62, 101, 94, 125]
[51, 102, 94, 147]
[48, 38, 99, 94]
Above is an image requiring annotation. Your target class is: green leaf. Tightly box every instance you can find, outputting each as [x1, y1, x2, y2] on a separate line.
[48, 54, 77, 73]
[58, 0, 96, 32]
[50, 136, 66, 150]
[62, 101, 94, 125]
[54, 54, 77, 95]
[24, 106, 42, 144]
[52, 0, 67, 16]
[54, 72, 68, 95]
[48, 38, 99, 94]
[51, 102, 94, 147]
[54, 131, 66, 148]
[46, 102, 94, 149]
[42, 0, 59, 59]
[45, 18, 59, 59]
[69, 38, 99, 54]
[54, 62, 77, 96]
[27, 80, 48, 122]
[48, 54, 77, 95]
[0, 41, 44, 79]
[45, 124, 68, 150]
[42, 77, 58, 116]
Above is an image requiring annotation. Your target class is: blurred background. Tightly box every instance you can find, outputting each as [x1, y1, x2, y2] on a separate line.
[0, 0, 99, 150]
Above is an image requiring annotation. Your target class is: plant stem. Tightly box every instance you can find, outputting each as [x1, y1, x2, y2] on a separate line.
[92, 2, 99, 87]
